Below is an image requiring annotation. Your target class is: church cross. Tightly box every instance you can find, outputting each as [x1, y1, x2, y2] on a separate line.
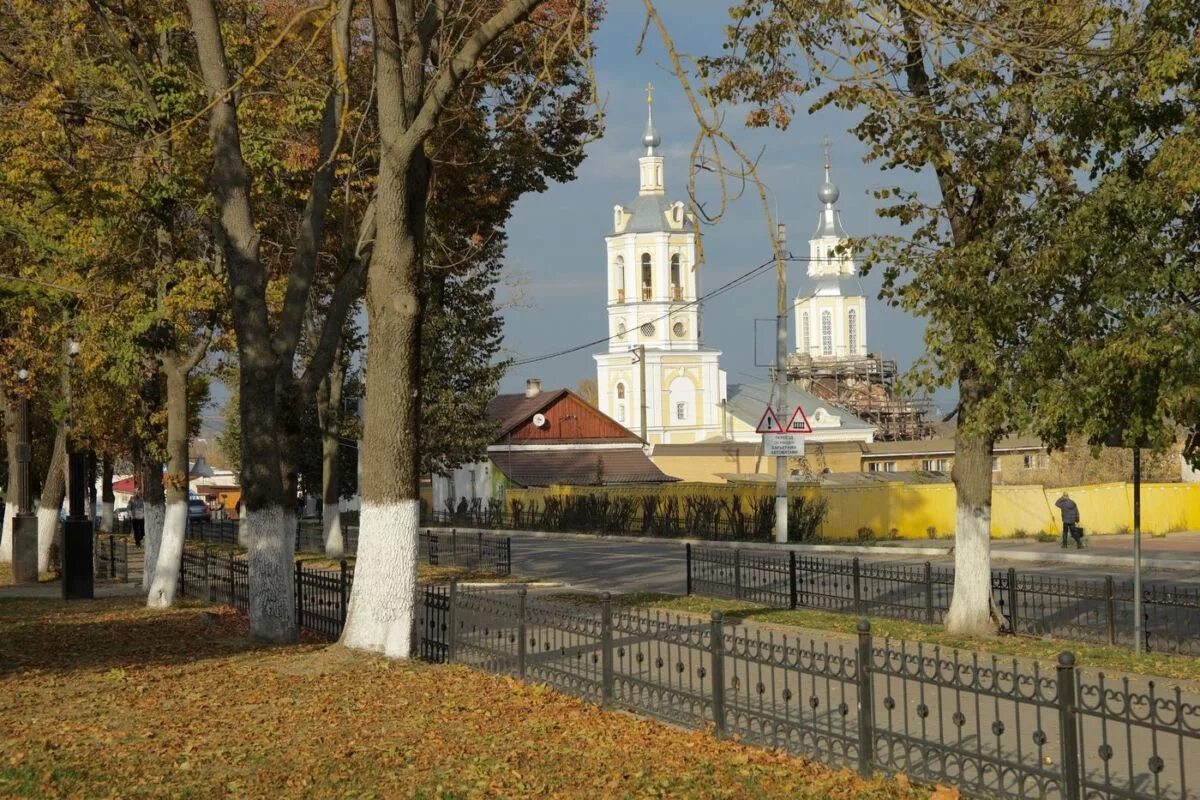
[646, 82, 654, 104]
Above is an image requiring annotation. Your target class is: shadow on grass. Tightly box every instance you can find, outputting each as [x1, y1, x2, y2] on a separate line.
[0, 596, 288, 679]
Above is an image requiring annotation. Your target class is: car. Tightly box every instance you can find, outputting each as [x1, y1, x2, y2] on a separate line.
[115, 506, 131, 522]
[187, 498, 211, 523]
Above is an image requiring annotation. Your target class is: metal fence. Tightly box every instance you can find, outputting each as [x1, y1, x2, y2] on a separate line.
[428, 581, 1200, 800]
[686, 545, 1200, 655]
[93, 533, 130, 582]
[181, 520, 510, 575]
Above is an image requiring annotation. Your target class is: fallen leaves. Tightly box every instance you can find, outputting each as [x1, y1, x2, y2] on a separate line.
[0, 597, 930, 799]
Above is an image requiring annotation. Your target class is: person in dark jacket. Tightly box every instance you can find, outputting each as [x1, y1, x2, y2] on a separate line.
[1055, 492, 1082, 548]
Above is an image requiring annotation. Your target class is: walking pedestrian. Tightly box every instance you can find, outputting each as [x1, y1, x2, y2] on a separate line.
[130, 493, 145, 547]
[1054, 492, 1083, 549]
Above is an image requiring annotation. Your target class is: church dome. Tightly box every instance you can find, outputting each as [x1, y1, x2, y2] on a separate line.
[642, 123, 661, 151]
[818, 180, 839, 206]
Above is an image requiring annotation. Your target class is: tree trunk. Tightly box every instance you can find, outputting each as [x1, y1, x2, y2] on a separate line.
[149, 361, 190, 608]
[1, 389, 16, 563]
[100, 455, 114, 533]
[36, 425, 66, 573]
[187, 0, 294, 642]
[317, 356, 345, 558]
[141, 456, 165, 592]
[341, 0, 429, 657]
[944, 381, 1002, 635]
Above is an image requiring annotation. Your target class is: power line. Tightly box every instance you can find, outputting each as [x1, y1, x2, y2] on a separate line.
[510, 254, 783, 367]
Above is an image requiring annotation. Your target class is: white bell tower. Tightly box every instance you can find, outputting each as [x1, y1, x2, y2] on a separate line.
[594, 85, 725, 444]
[794, 139, 868, 361]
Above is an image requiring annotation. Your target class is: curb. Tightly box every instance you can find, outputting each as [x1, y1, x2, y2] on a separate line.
[990, 549, 1200, 572]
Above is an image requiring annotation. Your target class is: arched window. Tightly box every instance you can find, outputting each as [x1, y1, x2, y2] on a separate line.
[616, 382, 626, 400]
[821, 310, 833, 356]
[670, 253, 681, 299]
[613, 256, 625, 301]
[668, 377, 695, 426]
[847, 309, 858, 355]
[641, 253, 652, 298]
[802, 312, 811, 354]
[616, 321, 626, 340]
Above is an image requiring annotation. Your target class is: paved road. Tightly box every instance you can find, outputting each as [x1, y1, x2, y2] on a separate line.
[506, 532, 1200, 595]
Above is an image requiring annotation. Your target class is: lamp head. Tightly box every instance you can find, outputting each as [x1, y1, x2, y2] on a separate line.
[67, 339, 81, 358]
[17, 367, 28, 382]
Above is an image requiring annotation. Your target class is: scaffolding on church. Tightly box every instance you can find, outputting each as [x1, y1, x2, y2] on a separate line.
[776, 352, 934, 442]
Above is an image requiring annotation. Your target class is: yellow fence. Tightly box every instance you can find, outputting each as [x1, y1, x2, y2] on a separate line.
[506, 482, 1200, 540]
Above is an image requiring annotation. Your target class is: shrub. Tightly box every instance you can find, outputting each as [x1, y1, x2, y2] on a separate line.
[1034, 531, 1058, 543]
[1011, 528, 1030, 539]
[926, 526, 938, 540]
[787, 495, 829, 542]
[856, 526, 875, 543]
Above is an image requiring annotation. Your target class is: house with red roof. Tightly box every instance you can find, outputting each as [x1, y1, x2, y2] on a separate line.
[430, 379, 676, 513]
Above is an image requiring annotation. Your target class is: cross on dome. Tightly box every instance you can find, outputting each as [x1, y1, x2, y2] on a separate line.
[642, 82, 661, 155]
[818, 136, 840, 206]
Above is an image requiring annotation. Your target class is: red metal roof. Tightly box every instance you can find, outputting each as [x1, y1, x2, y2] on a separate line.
[489, 448, 676, 487]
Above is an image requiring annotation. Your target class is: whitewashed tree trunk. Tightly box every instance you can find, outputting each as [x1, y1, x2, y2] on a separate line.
[341, 501, 419, 658]
[0, 501, 14, 564]
[100, 502, 114, 533]
[142, 501, 165, 592]
[944, 502, 999, 633]
[246, 506, 297, 642]
[148, 500, 187, 608]
[323, 503, 344, 559]
[37, 507, 59, 574]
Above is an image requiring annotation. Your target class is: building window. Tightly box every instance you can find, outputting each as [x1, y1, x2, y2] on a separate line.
[868, 461, 896, 473]
[1023, 454, 1044, 469]
[802, 311, 811, 354]
[676, 402, 686, 420]
[641, 253, 652, 298]
[992, 457, 1001, 472]
[668, 376, 695, 426]
[821, 310, 833, 356]
[640, 322, 655, 336]
[613, 256, 625, 301]
[673, 321, 684, 338]
[848, 309, 857, 355]
[616, 321, 626, 340]
[670, 253, 681, 299]
[922, 458, 949, 472]
[616, 383, 626, 400]
[616, 405, 625, 422]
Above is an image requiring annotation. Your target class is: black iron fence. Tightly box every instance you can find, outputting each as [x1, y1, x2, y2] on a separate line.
[425, 581, 1200, 800]
[686, 545, 1200, 655]
[93, 533, 130, 582]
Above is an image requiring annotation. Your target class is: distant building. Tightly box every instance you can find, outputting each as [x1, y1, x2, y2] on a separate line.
[431, 380, 676, 512]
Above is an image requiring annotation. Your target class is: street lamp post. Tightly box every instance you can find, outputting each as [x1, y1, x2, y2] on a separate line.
[10, 368, 38, 583]
[62, 339, 93, 600]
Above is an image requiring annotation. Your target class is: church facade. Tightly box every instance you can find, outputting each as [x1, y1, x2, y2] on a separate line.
[593, 91, 726, 445]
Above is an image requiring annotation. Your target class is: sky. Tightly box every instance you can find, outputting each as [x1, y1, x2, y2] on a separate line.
[496, 1, 944, 412]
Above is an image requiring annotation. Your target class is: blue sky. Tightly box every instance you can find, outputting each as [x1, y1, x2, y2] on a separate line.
[497, 1, 943, 411]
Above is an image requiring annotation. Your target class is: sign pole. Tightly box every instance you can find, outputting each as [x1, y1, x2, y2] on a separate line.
[1133, 444, 1142, 656]
[774, 224, 788, 544]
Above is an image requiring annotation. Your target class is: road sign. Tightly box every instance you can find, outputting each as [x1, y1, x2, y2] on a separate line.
[755, 406, 783, 434]
[786, 406, 813, 434]
[763, 434, 804, 457]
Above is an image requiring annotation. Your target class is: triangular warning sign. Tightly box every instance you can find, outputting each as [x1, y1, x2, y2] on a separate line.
[755, 406, 783, 434]
[786, 406, 813, 434]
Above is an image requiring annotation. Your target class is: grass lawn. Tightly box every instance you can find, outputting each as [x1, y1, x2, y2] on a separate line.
[0, 598, 925, 799]
[603, 593, 1200, 687]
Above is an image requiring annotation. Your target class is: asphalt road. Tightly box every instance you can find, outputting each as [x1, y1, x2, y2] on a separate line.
[506, 532, 1200, 595]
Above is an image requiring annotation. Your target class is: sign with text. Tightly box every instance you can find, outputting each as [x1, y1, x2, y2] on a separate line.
[763, 434, 805, 457]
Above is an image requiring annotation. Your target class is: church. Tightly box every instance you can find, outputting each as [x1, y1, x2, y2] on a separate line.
[594, 91, 877, 460]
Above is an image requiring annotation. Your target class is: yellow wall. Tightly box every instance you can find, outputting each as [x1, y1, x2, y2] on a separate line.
[506, 481, 1200, 539]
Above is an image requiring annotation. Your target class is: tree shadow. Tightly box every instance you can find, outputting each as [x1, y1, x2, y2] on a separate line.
[0, 597, 292, 678]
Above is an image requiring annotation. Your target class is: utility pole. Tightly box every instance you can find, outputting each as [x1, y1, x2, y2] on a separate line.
[774, 223, 788, 544]
[634, 344, 648, 443]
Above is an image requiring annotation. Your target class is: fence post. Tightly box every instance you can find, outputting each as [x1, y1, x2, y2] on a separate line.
[686, 544, 693, 596]
[339, 560, 349, 629]
[1105, 576, 1117, 646]
[228, 551, 236, 605]
[852, 557, 863, 614]
[789, 550, 798, 609]
[856, 620, 875, 778]
[923, 562, 934, 623]
[121, 536, 129, 583]
[1057, 652, 1083, 800]
[505, 537, 512, 576]
[295, 561, 304, 627]
[109, 534, 117, 579]
[451, 529, 458, 560]
[600, 592, 614, 706]
[203, 545, 211, 601]
[447, 578, 458, 663]
[709, 611, 727, 739]
[517, 584, 528, 679]
[733, 548, 742, 600]
[1007, 567, 1019, 635]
